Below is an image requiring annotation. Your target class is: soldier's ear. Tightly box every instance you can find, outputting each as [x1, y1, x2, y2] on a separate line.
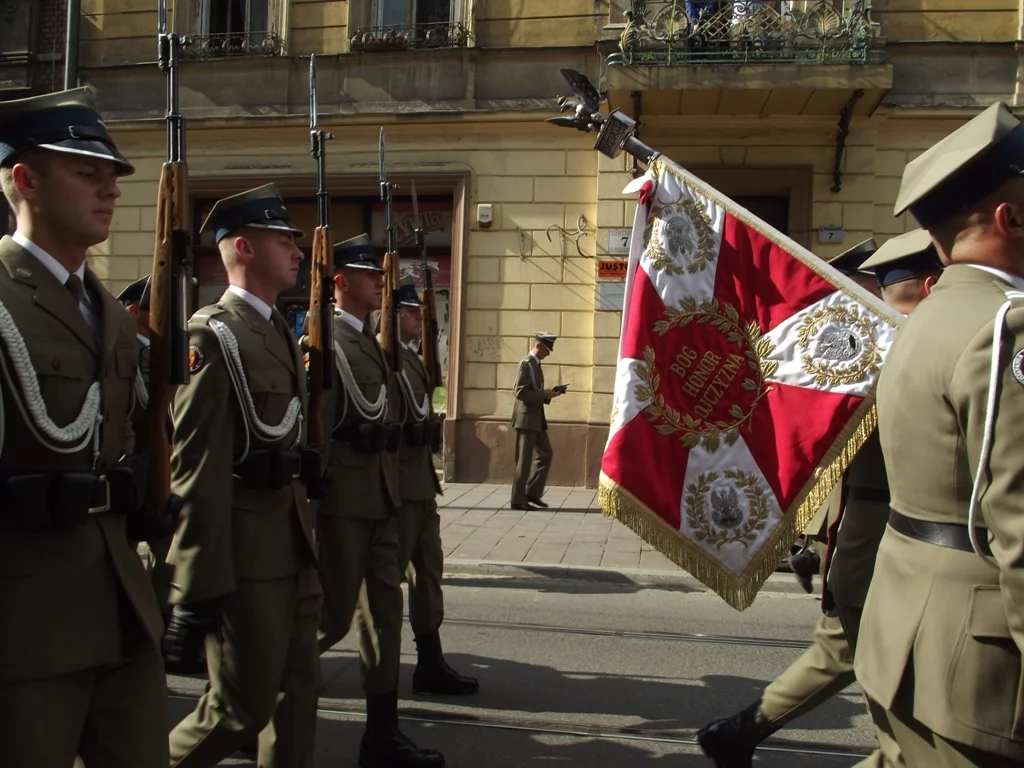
[923, 274, 939, 296]
[994, 200, 1024, 241]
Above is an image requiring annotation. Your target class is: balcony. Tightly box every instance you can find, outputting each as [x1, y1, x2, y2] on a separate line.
[608, 1, 882, 66]
[601, 1, 891, 118]
[350, 22, 471, 53]
[182, 31, 285, 60]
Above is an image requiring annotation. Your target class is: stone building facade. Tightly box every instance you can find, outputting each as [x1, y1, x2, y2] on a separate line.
[0, 0, 1017, 486]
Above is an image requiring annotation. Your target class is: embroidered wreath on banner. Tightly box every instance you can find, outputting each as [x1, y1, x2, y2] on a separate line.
[796, 305, 882, 387]
[633, 297, 776, 453]
[644, 190, 718, 276]
[684, 470, 770, 549]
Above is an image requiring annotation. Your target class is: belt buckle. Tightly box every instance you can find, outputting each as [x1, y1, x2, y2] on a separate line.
[88, 475, 110, 514]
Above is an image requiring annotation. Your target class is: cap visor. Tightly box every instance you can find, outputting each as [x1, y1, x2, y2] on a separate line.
[246, 221, 305, 238]
[38, 140, 135, 175]
[343, 262, 386, 273]
[399, 300, 425, 308]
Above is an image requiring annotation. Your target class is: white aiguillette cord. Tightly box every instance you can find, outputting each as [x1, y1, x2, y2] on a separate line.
[0, 296, 102, 460]
[208, 318, 302, 465]
[968, 289, 1024, 568]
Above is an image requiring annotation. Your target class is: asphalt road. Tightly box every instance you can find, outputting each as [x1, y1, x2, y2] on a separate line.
[167, 572, 874, 766]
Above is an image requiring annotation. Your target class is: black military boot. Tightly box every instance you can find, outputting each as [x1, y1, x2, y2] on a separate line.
[787, 549, 821, 594]
[359, 691, 445, 767]
[412, 632, 479, 696]
[696, 700, 780, 768]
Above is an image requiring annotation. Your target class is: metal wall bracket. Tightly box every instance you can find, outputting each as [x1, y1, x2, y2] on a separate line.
[832, 88, 864, 193]
[546, 215, 592, 259]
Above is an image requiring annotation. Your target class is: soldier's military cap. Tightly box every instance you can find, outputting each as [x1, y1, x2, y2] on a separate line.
[895, 101, 1024, 228]
[860, 229, 943, 287]
[117, 274, 151, 310]
[0, 86, 134, 174]
[396, 275, 424, 308]
[827, 238, 877, 275]
[334, 234, 385, 273]
[198, 183, 304, 243]
[534, 332, 557, 350]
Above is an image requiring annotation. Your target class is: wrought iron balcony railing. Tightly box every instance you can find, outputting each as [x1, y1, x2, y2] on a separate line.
[610, 1, 881, 66]
[182, 31, 285, 59]
[350, 22, 471, 52]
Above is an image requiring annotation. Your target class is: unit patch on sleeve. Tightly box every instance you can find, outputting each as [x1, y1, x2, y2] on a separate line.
[1012, 348, 1024, 387]
[188, 344, 206, 374]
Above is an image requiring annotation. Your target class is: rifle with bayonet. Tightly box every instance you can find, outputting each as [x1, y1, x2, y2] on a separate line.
[144, 0, 191, 527]
[378, 128, 402, 377]
[411, 180, 443, 393]
[307, 54, 334, 448]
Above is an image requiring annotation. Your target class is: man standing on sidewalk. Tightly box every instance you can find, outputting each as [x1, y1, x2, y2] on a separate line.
[393, 278, 479, 697]
[316, 235, 444, 767]
[510, 332, 563, 510]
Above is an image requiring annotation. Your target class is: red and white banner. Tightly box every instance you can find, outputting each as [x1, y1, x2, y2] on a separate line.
[600, 159, 901, 610]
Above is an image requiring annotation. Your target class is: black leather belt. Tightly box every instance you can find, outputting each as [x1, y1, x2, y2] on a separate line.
[0, 472, 112, 533]
[848, 487, 890, 504]
[888, 510, 992, 557]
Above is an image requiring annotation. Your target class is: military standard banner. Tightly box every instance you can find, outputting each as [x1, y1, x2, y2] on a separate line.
[600, 159, 901, 610]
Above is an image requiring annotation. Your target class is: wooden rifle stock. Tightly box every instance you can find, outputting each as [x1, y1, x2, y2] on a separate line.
[379, 249, 401, 375]
[145, 160, 189, 512]
[420, 284, 443, 393]
[307, 225, 332, 445]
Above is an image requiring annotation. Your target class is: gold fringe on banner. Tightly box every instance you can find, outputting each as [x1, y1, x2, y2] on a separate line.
[599, 400, 879, 611]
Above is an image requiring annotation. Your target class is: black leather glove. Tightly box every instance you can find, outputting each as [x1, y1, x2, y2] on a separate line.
[126, 494, 184, 542]
[300, 448, 333, 500]
[162, 598, 220, 675]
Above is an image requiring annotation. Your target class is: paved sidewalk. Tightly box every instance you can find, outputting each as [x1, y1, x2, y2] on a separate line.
[438, 483, 679, 571]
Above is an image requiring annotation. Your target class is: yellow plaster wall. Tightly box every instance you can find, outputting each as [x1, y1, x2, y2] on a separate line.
[879, 0, 1019, 42]
[289, 0, 349, 55]
[474, 0, 611, 47]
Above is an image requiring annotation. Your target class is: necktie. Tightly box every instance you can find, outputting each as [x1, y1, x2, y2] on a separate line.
[65, 274, 85, 304]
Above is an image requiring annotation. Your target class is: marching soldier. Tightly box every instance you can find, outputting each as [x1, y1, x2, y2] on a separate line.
[697, 235, 940, 768]
[856, 102, 1024, 766]
[118, 274, 174, 621]
[510, 332, 563, 510]
[162, 184, 323, 767]
[317, 234, 444, 767]
[0, 88, 170, 766]
[830, 229, 942, 652]
[393, 277, 479, 696]
[789, 239, 883, 593]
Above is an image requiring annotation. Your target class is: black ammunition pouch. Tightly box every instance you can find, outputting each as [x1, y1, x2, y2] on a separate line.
[404, 418, 443, 452]
[1, 471, 115, 533]
[234, 449, 303, 490]
[333, 422, 401, 454]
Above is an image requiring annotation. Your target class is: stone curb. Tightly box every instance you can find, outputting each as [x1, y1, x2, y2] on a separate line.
[441, 558, 813, 596]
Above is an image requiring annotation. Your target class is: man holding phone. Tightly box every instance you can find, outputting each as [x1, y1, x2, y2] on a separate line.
[510, 333, 563, 510]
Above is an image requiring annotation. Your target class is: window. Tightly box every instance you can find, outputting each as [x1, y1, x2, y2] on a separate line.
[192, 0, 282, 57]
[375, 0, 452, 27]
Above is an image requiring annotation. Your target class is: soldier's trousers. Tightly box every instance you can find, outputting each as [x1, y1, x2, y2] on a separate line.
[0, 647, 167, 768]
[169, 571, 322, 768]
[317, 515, 403, 694]
[512, 428, 553, 505]
[146, 534, 174, 618]
[397, 499, 445, 636]
[759, 613, 856, 725]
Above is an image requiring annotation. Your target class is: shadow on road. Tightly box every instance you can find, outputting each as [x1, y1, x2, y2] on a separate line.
[441, 572, 701, 596]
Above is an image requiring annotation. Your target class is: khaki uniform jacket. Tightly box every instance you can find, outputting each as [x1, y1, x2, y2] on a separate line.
[827, 431, 889, 608]
[318, 313, 400, 520]
[398, 343, 441, 502]
[0, 236, 162, 682]
[856, 265, 1024, 758]
[511, 355, 548, 432]
[167, 291, 316, 604]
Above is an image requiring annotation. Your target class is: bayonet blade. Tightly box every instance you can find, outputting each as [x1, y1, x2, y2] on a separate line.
[309, 54, 318, 131]
[158, 0, 167, 34]
[411, 179, 420, 230]
[378, 128, 386, 185]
